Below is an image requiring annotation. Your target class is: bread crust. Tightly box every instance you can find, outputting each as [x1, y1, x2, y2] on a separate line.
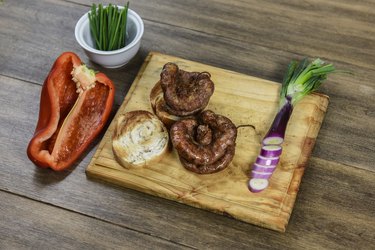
[112, 110, 169, 168]
[150, 81, 186, 128]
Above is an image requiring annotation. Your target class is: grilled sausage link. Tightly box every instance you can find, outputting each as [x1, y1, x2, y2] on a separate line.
[160, 62, 214, 116]
[170, 110, 237, 174]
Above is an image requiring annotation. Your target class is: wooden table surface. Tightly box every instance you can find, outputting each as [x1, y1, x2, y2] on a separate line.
[1, 0, 374, 249]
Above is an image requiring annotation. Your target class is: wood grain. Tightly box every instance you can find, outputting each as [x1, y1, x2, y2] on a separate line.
[1, 75, 374, 249]
[0, 75, 374, 248]
[73, 0, 375, 69]
[1, 0, 374, 172]
[1, 0, 375, 248]
[0, 191, 187, 249]
[86, 52, 329, 232]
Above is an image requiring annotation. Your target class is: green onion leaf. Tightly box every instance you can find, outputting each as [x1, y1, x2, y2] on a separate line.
[280, 58, 335, 107]
[88, 2, 130, 51]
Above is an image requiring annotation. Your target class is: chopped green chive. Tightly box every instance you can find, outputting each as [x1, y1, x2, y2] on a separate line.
[88, 2, 130, 51]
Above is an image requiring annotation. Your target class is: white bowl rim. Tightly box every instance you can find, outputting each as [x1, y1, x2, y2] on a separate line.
[75, 7, 144, 55]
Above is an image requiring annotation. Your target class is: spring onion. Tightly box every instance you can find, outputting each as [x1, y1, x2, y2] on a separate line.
[249, 179, 269, 193]
[248, 58, 335, 193]
[260, 145, 282, 157]
[251, 171, 273, 179]
[88, 2, 129, 51]
[252, 163, 276, 173]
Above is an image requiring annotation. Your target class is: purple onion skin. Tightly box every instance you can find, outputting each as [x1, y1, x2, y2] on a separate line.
[255, 156, 280, 166]
[260, 146, 282, 157]
[249, 187, 264, 193]
[264, 99, 293, 142]
[251, 171, 273, 179]
[248, 179, 269, 193]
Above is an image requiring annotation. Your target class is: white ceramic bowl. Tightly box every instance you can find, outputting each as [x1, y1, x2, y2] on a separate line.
[75, 7, 144, 68]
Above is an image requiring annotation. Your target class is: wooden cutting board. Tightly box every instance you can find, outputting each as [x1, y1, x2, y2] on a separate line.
[86, 52, 329, 232]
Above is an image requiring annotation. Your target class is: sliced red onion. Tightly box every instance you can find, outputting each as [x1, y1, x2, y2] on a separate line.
[260, 145, 282, 157]
[262, 136, 283, 145]
[248, 178, 269, 193]
[255, 155, 280, 166]
[251, 170, 273, 179]
[262, 100, 292, 146]
[252, 163, 276, 173]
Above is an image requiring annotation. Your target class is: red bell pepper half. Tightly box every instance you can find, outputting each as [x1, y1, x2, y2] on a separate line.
[27, 52, 115, 171]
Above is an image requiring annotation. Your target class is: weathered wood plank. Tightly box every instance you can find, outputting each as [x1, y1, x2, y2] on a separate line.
[0, 68, 374, 249]
[286, 157, 375, 249]
[0, 191, 188, 249]
[72, 0, 375, 69]
[86, 52, 330, 232]
[0, 0, 374, 171]
[1, 0, 375, 247]
[2, 0, 374, 87]
[0, 0, 143, 108]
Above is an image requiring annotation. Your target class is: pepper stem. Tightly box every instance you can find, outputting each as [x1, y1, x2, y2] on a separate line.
[71, 64, 97, 93]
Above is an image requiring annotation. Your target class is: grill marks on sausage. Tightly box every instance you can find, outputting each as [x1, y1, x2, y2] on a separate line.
[170, 110, 237, 174]
[160, 62, 214, 116]
[179, 145, 235, 174]
[155, 63, 237, 174]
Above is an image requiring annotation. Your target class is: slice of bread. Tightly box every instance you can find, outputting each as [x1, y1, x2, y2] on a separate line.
[150, 81, 182, 128]
[112, 110, 169, 168]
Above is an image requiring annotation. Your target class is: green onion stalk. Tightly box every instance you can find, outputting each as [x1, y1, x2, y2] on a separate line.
[248, 58, 335, 193]
[88, 2, 129, 51]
